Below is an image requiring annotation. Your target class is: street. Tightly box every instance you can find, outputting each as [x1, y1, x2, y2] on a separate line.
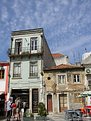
[0, 113, 65, 121]
[1, 112, 91, 121]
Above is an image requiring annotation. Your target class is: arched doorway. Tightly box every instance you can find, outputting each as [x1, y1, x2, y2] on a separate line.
[47, 94, 52, 112]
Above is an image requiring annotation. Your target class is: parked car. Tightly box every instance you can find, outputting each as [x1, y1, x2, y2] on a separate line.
[65, 109, 83, 121]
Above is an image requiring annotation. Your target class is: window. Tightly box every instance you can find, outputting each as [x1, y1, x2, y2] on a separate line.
[31, 37, 38, 50]
[30, 61, 38, 77]
[73, 74, 80, 83]
[0, 70, 4, 79]
[15, 39, 22, 54]
[13, 63, 21, 77]
[88, 80, 91, 85]
[58, 75, 65, 84]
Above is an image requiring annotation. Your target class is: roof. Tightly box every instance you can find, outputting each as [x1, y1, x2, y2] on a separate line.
[44, 64, 84, 71]
[11, 28, 44, 36]
[0, 62, 9, 66]
[52, 53, 64, 58]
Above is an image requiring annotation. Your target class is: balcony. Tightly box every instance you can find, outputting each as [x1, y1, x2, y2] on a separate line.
[8, 46, 43, 57]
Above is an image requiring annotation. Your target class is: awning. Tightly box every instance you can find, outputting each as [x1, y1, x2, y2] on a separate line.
[77, 91, 91, 97]
[82, 91, 91, 96]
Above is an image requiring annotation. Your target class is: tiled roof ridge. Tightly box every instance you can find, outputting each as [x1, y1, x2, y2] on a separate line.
[52, 53, 64, 58]
[45, 64, 83, 70]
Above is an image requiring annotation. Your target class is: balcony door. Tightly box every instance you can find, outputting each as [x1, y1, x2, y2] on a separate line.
[15, 39, 22, 54]
[30, 37, 38, 53]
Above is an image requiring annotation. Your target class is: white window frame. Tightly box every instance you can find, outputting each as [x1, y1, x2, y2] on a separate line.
[29, 61, 38, 77]
[15, 39, 22, 54]
[73, 74, 80, 83]
[13, 62, 21, 78]
[30, 37, 38, 52]
[57, 74, 66, 84]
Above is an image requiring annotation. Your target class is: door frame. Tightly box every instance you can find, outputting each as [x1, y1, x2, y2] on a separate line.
[47, 94, 53, 112]
[32, 88, 39, 113]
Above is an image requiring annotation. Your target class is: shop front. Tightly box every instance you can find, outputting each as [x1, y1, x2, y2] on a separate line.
[0, 93, 5, 116]
[11, 89, 29, 109]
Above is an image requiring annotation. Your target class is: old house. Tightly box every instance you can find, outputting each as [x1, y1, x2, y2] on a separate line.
[0, 62, 9, 116]
[8, 28, 55, 113]
[44, 64, 85, 113]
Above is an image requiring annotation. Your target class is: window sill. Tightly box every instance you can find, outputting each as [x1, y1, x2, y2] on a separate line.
[28, 76, 39, 79]
[12, 77, 22, 79]
[73, 82, 81, 84]
[58, 83, 65, 85]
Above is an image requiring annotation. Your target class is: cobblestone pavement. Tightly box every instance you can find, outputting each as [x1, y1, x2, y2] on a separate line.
[47, 112, 65, 121]
[1, 113, 91, 121]
[0, 112, 65, 121]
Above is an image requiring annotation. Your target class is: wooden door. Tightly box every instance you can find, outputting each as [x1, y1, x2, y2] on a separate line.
[32, 89, 39, 113]
[47, 94, 52, 112]
[59, 94, 67, 112]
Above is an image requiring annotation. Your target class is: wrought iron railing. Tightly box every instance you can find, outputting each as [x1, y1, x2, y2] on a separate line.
[8, 46, 42, 56]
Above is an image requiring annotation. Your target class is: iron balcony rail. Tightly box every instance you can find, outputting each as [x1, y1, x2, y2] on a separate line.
[8, 46, 43, 56]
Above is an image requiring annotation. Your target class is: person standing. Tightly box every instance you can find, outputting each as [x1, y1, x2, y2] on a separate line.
[6, 97, 12, 121]
[11, 101, 17, 117]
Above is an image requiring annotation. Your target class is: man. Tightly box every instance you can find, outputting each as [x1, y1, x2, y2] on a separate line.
[6, 97, 12, 121]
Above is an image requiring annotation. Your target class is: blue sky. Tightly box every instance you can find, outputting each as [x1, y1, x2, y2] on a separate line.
[0, 0, 91, 63]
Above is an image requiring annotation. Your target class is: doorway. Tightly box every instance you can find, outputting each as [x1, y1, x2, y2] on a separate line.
[47, 94, 52, 112]
[59, 93, 67, 112]
[32, 89, 39, 113]
[11, 89, 29, 109]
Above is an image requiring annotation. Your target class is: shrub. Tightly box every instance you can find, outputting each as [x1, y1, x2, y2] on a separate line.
[38, 102, 48, 117]
[24, 109, 34, 117]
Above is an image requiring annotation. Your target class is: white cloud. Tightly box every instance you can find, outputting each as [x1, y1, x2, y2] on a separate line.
[1, 6, 8, 22]
[58, 35, 91, 52]
[0, 0, 91, 62]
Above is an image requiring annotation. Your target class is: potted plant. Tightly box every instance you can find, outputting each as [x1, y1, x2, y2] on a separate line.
[36, 102, 48, 120]
[23, 109, 34, 121]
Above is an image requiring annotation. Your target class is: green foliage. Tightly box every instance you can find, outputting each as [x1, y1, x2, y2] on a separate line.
[38, 102, 48, 117]
[24, 109, 34, 117]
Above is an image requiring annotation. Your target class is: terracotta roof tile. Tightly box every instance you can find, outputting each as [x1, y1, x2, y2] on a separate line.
[52, 53, 64, 58]
[0, 62, 9, 66]
[45, 64, 84, 70]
